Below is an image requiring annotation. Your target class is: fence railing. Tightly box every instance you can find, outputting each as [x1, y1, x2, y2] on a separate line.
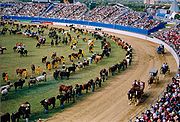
[2, 15, 166, 35]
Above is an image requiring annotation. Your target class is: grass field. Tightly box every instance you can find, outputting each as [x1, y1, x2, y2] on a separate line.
[0, 24, 126, 121]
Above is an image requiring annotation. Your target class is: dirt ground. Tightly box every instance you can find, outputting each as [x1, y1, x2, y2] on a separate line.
[47, 33, 177, 122]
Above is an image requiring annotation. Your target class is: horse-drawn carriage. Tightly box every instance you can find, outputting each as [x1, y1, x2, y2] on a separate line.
[127, 80, 145, 106]
[160, 63, 170, 75]
[156, 44, 165, 54]
[148, 68, 159, 87]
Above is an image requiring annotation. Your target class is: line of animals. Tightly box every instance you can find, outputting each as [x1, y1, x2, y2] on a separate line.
[0, 50, 132, 122]
[1, 42, 131, 99]
[1, 22, 134, 121]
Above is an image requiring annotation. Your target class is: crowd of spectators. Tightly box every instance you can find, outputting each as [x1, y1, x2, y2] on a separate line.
[132, 15, 161, 30]
[114, 10, 144, 26]
[135, 76, 180, 122]
[154, 24, 180, 57]
[1, 2, 50, 16]
[44, 3, 87, 19]
[81, 5, 122, 23]
[1, 2, 163, 30]
[17, 3, 49, 16]
[1, 2, 24, 15]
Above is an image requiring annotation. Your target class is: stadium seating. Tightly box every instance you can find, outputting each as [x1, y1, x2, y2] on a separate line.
[154, 24, 180, 57]
[135, 77, 179, 122]
[1, 2, 163, 30]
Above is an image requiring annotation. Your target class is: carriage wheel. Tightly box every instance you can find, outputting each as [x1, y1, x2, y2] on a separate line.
[167, 69, 170, 74]
[156, 76, 159, 83]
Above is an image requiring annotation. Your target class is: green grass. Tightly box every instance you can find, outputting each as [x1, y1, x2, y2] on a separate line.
[0, 24, 126, 121]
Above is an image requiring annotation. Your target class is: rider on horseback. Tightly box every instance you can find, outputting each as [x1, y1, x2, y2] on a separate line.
[62, 62, 66, 72]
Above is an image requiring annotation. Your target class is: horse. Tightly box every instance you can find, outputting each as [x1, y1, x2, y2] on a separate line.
[147, 75, 158, 88]
[82, 81, 92, 93]
[128, 81, 145, 105]
[17, 49, 28, 57]
[14, 79, 25, 90]
[42, 56, 47, 63]
[46, 61, 51, 69]
[1, 113, 10, 122]
[59, 71, 70, 80]
[55, 56, 63, 64]
[160, 65, 170, 75]
[57, 94, 67, 109]
[16, 68, 26, 76]
[18, 102, 31, 119]
[59, 85, 72, 93]
[1, 84, 13, 99]
[28, 77, 36, 87]
[71, 53, 79, 60]
[83, 60, 89, 67]
[95, 77, 102, 87]
[102, 48, 110, 57]
[36, 74, 47, 82]
[148, 76, 154, 88]
[109, 64, 118, 76]
[123, 59, 128, 69]
[51, 59, 58, 69]
[128, 88, 142, 106]
[11, 112, 20, 122]
[0, 47, 7, 54]
[36, 42, 41, 48]
[51, 52, 56, 59]
[31, 64, 35, 74]
[78, 49, 84, 58]
[40, 97, 56, 112]
[91, 54, 103, 64]
[67, 65, 76, 73]
[100, 68, 108, 82]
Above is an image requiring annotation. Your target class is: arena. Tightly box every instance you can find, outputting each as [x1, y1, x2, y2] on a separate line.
[0, 0, 179, 122]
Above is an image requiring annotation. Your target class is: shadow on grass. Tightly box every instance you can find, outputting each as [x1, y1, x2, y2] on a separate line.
[30, 92, 92, 121]
[29, 68, 130, 121]
[1, 80, 62, 101]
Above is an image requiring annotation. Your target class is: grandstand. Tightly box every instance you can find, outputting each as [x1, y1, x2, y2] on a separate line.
[0, 1, 165, 31]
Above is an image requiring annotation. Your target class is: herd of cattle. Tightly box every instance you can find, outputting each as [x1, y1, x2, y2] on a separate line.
[1, 21, 134, 121]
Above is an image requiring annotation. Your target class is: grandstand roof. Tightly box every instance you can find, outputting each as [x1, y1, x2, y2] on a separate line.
[169, 0, 180, 12]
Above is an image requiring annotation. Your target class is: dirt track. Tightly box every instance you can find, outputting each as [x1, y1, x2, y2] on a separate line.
[47, 33, 177, 122]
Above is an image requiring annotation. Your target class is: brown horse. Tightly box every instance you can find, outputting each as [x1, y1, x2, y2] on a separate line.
[42, 56, 47, 63]
[51, 52, 56, 59]
[91, 54, 103, 64]
[55, 56, 64, 64]
[59, 85, 72, 93]
[16, 68, 26, 75]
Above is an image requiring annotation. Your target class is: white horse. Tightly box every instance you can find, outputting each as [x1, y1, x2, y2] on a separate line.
[1, 88, 8, 96]
[36, 74, 47, 82]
